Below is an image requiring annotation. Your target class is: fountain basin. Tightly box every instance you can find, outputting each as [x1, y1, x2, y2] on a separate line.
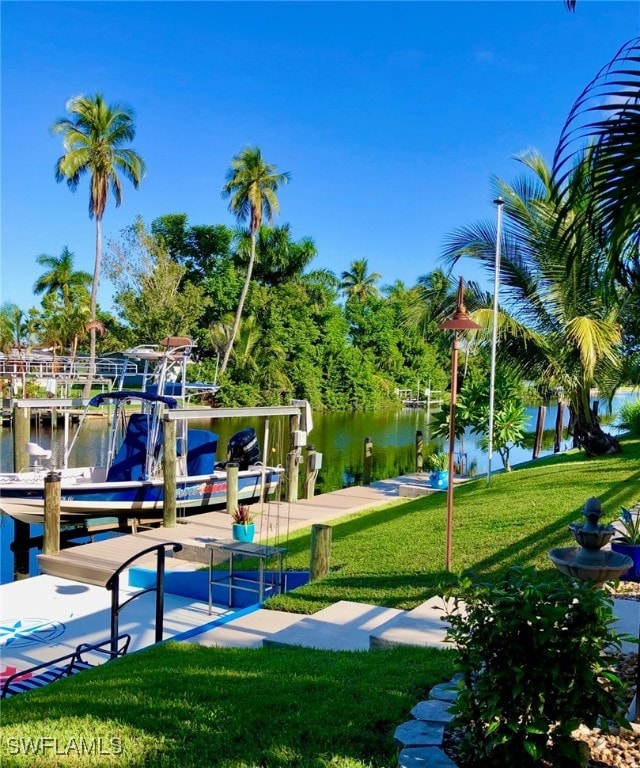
[549, 546, 633, 585]
[567, 523, 615, 550]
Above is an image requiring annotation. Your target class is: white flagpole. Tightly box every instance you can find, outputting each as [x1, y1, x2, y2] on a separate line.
[487, 197, 504, 484]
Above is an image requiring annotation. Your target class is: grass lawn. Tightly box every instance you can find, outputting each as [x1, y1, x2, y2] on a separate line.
[2, 437, 639, 767]
[0, 643, 453, 768]
[265, 437, 640, 613]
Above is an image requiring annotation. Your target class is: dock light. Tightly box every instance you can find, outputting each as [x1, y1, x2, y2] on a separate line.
[438, 278, 481, 571]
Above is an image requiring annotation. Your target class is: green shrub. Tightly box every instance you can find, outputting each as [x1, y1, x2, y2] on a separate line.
[616, 397, 640, 436]
[443, 567, 629, 768]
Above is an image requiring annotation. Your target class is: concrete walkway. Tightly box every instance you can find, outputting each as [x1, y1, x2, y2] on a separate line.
[187, 594, 638, 654]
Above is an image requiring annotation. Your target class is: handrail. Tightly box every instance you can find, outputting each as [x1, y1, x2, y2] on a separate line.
[1, 633, 131, 699]
[105, 542, 183, 656]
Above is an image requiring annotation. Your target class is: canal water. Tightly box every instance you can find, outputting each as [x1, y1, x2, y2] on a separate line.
[0, 395, 635, 584]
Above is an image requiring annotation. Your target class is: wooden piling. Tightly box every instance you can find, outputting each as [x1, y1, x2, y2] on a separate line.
[310, 523, 332, 580]
[533, 405, 546, 459]
[43, 472, 61, 555]
[286, 413, 301, 503]
[304, 445, 317, 499]
[226, 462, 239, 516]
[12, 403, 30, 472]
[363, 437, 373, 485]
[416, 430, 423, 473]
[162, 419, 177, 528]
[554, 402, 565, 453]
[13, 520, 30, 580]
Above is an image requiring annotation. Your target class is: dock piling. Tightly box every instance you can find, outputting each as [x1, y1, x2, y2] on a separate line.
[286, 413, 301, 503]
[43, 471, 61, 555]
[12, 404, 30, 472]
[13, 521, 30, 580]
[162, 419, 177, 528]
[416, 430, 423, 473]
[304, 445, 317, 499]
[226, 462, 239, 515]
[310, 523, 332, 580]
[363, 437, 373, 485]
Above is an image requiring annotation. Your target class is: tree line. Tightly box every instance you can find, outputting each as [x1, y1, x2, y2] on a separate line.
[1, 28, 639, 459]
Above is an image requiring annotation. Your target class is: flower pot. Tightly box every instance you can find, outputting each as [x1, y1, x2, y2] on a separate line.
[610, 541, 640, 582]
[232, 523, 255, 543]
[430, 470, 449, 490]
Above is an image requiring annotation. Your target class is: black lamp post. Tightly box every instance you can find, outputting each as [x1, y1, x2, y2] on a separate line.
[438, 277, 481, 570]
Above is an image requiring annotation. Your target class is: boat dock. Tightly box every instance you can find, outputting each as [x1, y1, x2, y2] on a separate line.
[36, 477, 431, 585]
[2, 473, 638, 707]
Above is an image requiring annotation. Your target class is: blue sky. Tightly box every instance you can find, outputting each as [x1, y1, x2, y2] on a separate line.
[2, 1, 639, 315]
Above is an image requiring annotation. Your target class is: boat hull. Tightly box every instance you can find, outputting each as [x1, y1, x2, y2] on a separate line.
[0, 468, 282, 525]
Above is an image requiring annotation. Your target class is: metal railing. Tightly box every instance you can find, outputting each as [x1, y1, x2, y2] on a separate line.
[105, 542, 183, 657]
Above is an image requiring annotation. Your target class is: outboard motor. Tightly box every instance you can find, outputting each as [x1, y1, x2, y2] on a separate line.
[227, 428, 260, 470]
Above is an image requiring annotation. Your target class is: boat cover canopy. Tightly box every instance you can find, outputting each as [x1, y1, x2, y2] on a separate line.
[89, 390, 178, 409]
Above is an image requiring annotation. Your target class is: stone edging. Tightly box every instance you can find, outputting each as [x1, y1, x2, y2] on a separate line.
[394, 676, 461, 768]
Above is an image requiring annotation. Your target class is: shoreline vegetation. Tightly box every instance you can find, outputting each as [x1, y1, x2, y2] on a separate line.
[2, 437, 640, 766]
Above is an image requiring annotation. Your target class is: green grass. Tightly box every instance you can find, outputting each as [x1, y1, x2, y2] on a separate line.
[0, 643, 453, 768]
[266, 437, 640, 612]
[3, 438, 640, 766]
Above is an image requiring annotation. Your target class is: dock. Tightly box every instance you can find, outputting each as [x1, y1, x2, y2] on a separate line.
[36, 476, 433, 585]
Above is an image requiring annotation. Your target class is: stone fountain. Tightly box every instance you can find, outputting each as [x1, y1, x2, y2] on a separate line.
[549, 497, 633, 585]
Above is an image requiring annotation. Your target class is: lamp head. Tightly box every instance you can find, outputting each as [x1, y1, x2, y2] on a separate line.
[438, 278, 482, 331]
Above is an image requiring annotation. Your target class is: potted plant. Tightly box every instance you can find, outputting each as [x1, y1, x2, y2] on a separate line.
[230, 504, 256, 543]
[426, 451, 449, 490]
[610, 506, 640, 581]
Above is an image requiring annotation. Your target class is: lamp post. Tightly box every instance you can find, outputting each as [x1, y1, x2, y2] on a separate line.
[438, 278, 481, 571]
[487, 197, 504, 484]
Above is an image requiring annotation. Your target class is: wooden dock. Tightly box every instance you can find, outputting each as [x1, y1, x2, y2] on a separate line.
[37, 477, 433, 586]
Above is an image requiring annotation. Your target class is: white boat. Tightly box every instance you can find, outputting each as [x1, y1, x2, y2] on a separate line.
[0, 338, 287, 525]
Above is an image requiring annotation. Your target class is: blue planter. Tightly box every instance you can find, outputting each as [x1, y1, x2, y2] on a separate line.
[611, 541, 640, 582]
[430, 470, 449, 490]
[232, 523, 255, 543]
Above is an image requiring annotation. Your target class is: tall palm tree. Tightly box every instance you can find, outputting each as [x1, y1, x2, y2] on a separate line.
[444, 150, 623, 456]
[339, 259, 382, 301]
[52, 93, 145, 395]
[34, 246, 92, 308]
[220, 146, 289, 377]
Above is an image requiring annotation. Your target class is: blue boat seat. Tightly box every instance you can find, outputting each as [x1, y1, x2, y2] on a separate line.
[107, 414, 158, 482]
[185, 430, 218, 476]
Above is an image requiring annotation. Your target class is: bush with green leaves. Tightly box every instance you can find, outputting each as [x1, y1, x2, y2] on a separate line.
[616, 397, 640, 436]
[443, 567, 629, 768]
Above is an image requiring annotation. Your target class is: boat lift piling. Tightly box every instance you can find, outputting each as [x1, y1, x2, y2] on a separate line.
[162, 419, 177, 528]
[304, 445, 317, 499]
[287, 412, 301, 503]
[43, 472, 61, 555]
[12, 403, 30, 473]
[226, 463, 239, 514]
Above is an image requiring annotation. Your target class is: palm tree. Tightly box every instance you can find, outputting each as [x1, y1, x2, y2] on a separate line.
[553, 37, 640, 287]
[52, 93, 145, 395]
[0, 303, 30, 353]
[444, 150, 623, 456]
[339, 259, 382, 301]
[34, 246, 92, 308]
[220, 147, 290, 377]
[403, 269, 456, 336]
[236, 224, 317, 287]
